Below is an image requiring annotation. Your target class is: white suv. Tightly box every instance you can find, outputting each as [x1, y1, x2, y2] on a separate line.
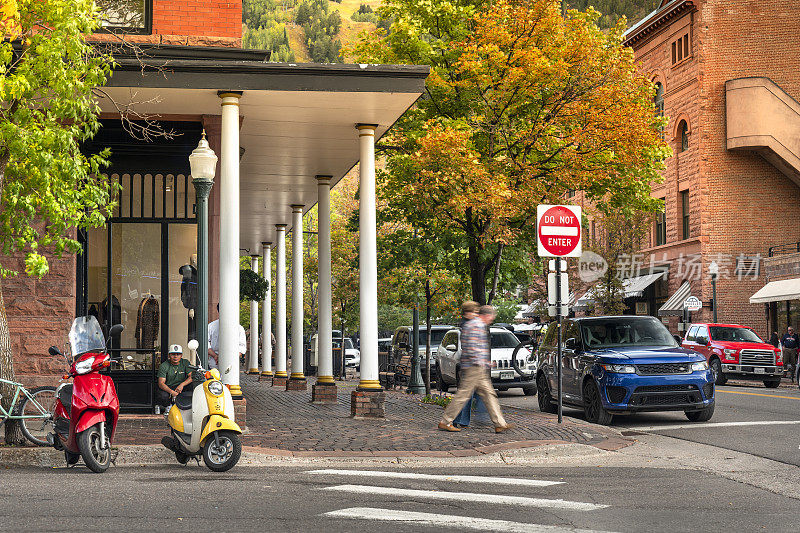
[435, 327, 537, 395]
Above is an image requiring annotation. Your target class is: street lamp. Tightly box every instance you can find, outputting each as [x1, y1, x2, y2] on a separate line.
[709, 260, 719, 323]
[189, 130, 217, 368]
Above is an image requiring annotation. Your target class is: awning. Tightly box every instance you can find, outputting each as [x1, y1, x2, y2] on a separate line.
[749, 278, 800, 303]
[658, 281, 692, 316]
[573, 273, 664, 311]
[624, 273, 665, 298]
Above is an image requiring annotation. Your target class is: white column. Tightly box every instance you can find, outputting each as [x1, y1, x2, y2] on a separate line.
[290, 205, 305, 380]
[248, 255, 259, 373]
[274, 225, 288, 378]
[261, 242, 273, 376]
[218, 91, 242, 396]
[356, 124, 381, 390]
[316, 176, 334, 384]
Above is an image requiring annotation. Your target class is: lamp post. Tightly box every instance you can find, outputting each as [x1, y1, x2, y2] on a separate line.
[407, 289, 426, 394]
[189, 131, 217, 368]
[709, 260, 719, 323]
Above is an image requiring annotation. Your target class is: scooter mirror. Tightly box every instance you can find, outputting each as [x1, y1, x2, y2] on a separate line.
[48, 346, 62, 356]
[126, 355, 134, 360]
[109, 324, 124, 337]
[187, 339, 199, 352]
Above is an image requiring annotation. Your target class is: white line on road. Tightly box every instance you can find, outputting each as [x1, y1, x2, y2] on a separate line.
[319, 485, 608, 511]
[630, 420, 800, 432]
[306, 469, 564, 487]
[323, 507, 616, 533]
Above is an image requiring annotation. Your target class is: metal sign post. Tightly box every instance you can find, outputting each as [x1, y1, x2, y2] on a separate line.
[538, 205, 581, 425]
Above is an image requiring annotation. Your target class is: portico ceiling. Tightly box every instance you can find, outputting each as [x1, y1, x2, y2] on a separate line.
[95, 52, 428, 252]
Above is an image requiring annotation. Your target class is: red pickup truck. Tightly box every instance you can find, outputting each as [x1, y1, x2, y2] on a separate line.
[682, 323, 783, 388]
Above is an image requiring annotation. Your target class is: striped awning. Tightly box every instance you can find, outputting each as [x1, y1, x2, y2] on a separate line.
[658, 281, 692, 316]
[574, 273, 665, 311]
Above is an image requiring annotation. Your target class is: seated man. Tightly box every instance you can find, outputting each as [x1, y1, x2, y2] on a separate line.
[155, 344, 193, 411]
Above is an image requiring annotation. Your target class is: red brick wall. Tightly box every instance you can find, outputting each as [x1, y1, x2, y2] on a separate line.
[91, 0, 242, 47]
[624, 1, 800, 336]
[153, 0, 242, 40]
[3, 253, 76, 386]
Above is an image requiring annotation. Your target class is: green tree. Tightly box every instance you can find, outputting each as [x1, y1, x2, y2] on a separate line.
[0, 0, 115, 444]
[350, 0, 668, 305]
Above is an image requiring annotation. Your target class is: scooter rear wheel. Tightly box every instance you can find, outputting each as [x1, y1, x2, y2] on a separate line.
[202, 430, 241, 472]
[78, 423, 111, 473]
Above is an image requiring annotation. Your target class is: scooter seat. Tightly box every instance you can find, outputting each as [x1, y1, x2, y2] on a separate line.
[174, 390, 193, 410]
[58, 384, 73, 417]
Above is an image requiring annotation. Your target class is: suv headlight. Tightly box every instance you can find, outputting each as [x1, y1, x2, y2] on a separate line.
[601, 364, 636, 374]
[208, 380, 224, 396]
[723, 349, 737, 356]
[691, 361, 709, 371]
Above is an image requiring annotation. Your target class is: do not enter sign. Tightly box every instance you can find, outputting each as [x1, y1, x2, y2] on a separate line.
[537, 205, 582, 258]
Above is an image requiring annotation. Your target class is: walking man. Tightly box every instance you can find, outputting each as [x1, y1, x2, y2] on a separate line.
[781, 326, 799, 383]
[438, 305, 515, 433]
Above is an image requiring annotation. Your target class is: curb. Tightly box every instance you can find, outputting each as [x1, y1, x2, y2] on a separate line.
[0, 436, 634, 468]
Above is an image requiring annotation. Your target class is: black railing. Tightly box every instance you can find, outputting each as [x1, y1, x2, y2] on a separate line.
[768, 242, 800, 257]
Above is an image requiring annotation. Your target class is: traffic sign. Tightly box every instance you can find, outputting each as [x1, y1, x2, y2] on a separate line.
[683, 296, 702, 312]
[537, 205, 582, 258]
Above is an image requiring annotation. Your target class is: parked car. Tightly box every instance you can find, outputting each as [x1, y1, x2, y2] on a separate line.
[536, 316, 715, 425]
[390, 325, 454, 365]
[682, 323, 783, 387]
[436, 327, 537, 395]
[333, 337, 360, 370]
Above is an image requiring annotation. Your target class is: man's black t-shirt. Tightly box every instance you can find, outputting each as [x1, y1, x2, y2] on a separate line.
[781, 333, 799, 349]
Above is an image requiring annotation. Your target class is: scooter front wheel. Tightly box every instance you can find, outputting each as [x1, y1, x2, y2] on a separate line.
[78, 423, 111, 473]
[202, 430, 241, 472]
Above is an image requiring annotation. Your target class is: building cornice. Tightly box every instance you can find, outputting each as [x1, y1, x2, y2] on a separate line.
[623, 0, 696, 48]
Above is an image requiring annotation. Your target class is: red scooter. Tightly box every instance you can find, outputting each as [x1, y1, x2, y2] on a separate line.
[48, 316, 123, 473]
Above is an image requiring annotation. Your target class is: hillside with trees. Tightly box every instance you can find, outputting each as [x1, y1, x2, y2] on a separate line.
[566, 0, 660, 29]
[243, 0, 383, 62]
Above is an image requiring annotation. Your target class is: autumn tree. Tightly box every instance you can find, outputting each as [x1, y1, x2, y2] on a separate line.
[586, 209, 654, 316]
[350, 0, 669, 304]
[0, 0, 115, 444]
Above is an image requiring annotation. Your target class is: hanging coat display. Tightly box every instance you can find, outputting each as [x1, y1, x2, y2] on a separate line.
[135, 295, 160, 350]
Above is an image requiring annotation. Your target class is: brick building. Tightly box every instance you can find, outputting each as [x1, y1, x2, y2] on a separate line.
[5, 0, 427, 416]
[576, 0, 800, 337]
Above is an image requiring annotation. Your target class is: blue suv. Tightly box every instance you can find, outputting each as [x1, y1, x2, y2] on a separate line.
[535, 316, 715, 425]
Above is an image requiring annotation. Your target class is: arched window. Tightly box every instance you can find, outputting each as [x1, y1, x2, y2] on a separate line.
[654, 82, 664, 117]
[678, 120, 689, 152]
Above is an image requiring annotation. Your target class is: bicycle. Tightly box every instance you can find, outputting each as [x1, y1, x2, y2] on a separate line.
[0, 377, 57, 446]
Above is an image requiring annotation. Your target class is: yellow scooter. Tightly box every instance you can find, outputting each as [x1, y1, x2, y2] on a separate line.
[161, 340, 242, 471]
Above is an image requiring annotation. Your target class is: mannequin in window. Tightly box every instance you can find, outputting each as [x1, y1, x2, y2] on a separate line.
[179, 254, 198, 342]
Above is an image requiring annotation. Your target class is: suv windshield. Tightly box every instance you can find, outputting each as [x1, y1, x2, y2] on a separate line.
[709, 326, 763, 343]
[491, 330, 521, 348]
[581, 317, 677, 349]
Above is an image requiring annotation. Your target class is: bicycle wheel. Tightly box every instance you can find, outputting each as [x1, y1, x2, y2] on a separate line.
[17, 386, 57, 446]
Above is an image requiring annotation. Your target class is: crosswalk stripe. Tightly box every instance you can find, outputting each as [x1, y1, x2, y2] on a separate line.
[306, 469, 563, 487]
[320, 484, 608, 511]
[323, 507, 616, 532]
[632, 419, 800, 432]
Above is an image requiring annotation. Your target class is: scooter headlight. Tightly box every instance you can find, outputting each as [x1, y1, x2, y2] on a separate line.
[208, 380, 224, 396]
[75, 358, 93, 375]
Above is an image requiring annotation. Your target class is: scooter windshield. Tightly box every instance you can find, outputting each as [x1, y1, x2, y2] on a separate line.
[69, 316, 107, 356]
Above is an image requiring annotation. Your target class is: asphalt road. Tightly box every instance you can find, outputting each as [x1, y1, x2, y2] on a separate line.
[498, 379, 800, 466]
[1, 464, 797, 532]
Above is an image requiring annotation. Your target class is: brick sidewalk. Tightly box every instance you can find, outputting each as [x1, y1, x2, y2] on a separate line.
[114, 373, 630, 457]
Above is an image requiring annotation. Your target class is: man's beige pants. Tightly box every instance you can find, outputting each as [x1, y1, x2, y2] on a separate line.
[440, 366, 507, 427]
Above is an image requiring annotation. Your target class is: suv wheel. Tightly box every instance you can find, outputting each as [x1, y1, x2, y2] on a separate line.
[583, 380, 613, 425]
[536, 373, 557, 414]
[685, 403, 714, 422]
[710, 358, 727, 386]
[763, 378, 781, 388]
